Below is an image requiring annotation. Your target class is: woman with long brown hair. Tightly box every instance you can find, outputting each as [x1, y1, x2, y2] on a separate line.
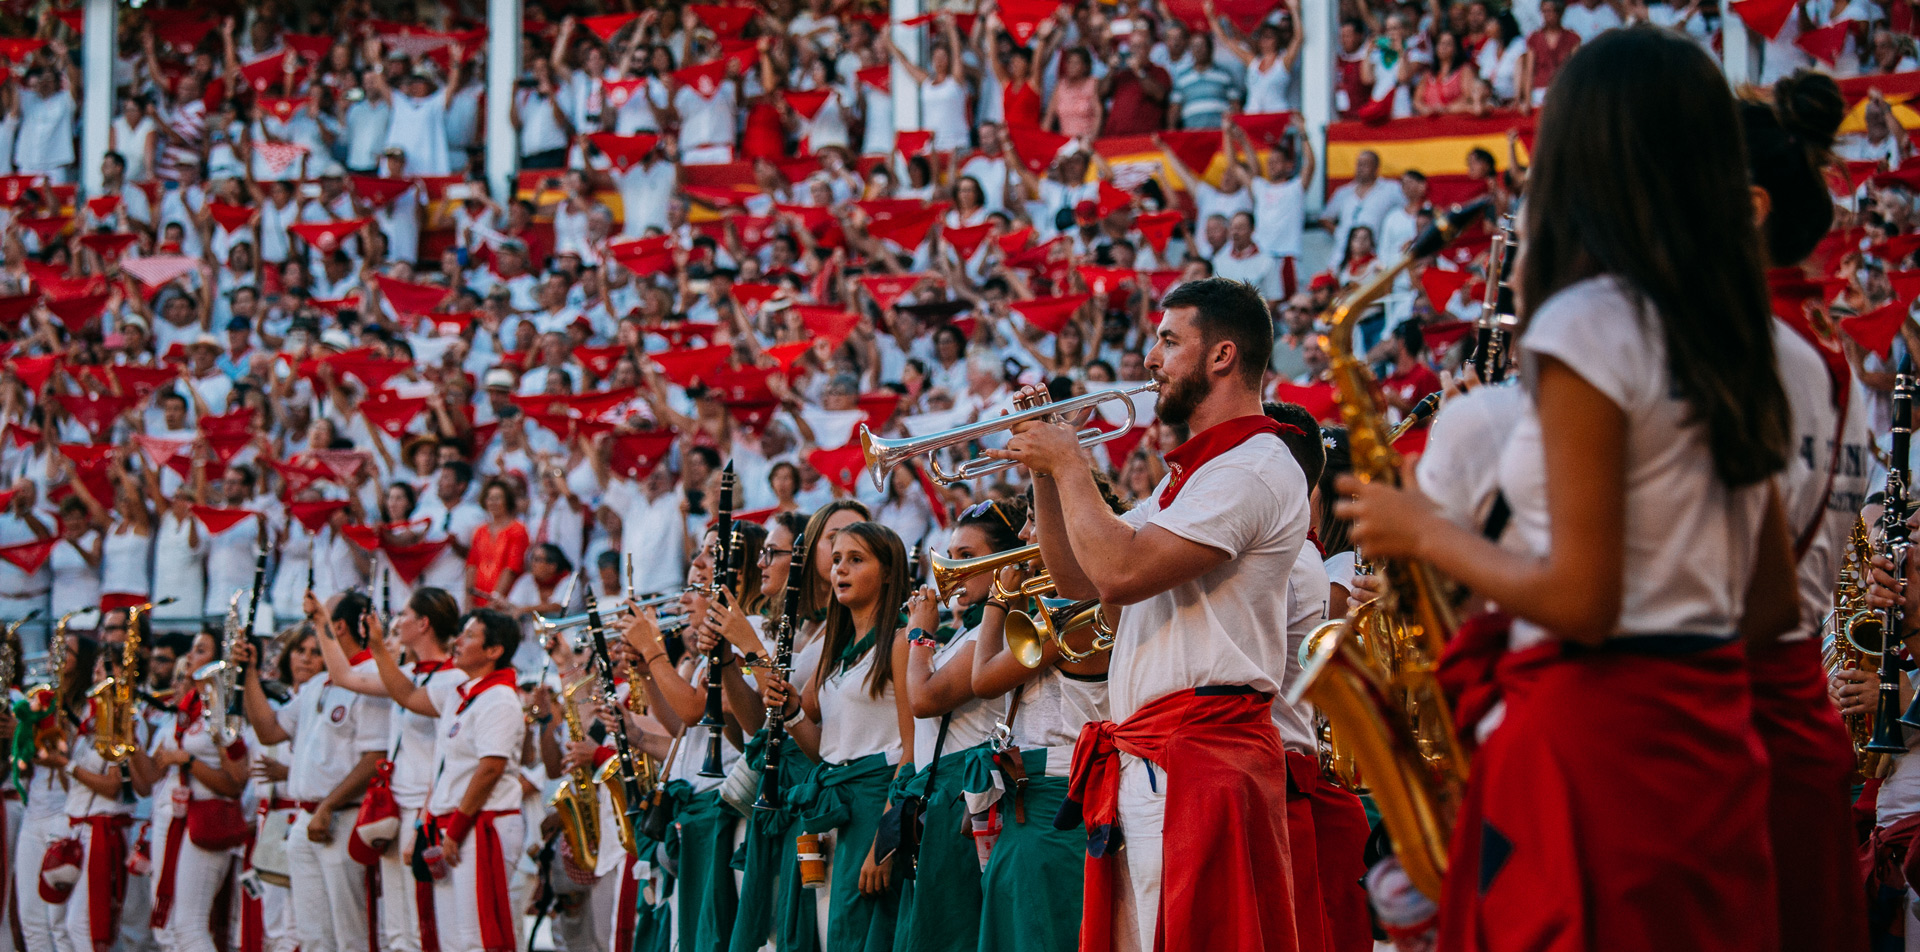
[1342, 27, 1796, 952]
[761, 520, 913, 951]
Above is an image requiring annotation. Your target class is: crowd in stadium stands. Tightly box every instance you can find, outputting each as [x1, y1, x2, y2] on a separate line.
[0, 0, 1907, 643]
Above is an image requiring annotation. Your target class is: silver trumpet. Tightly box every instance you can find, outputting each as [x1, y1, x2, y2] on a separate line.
[534, 589, 692, 639]
[859, 381, 1161, 489]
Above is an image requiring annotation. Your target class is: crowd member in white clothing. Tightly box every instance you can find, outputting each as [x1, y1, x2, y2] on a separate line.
[235, 591, 392, 952]
[311, 588, 465, 952]
[17, 631, 98, 952]
[366, 608, 527, 952]
[127, 630, 249, 952]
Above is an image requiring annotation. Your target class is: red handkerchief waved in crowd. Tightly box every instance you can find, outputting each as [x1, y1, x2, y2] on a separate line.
[287, 500, 350, 534]
[809, 439, 867, 494]
[1011, 295, 1091, 334]
[0, 537, 55, 575]
[191, 505, 260, 536]
[610, 431, 677, 480]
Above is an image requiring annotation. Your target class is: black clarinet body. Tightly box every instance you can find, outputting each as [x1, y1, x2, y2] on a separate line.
[580, 577, 651, 848]
[754, 532, 812, 811]
[1872, 360, 1913, 752]
[698, 464, 737, 778]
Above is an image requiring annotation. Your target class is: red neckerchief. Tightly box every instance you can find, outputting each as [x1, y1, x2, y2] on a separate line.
[1306, 529, 1324, 557]
[174, 687, 204, 742]
[412, 658, 454, 674]
[348, 649, 373, 666]
[1160, 415, 1286, 506]
[456, 668, 518, 714]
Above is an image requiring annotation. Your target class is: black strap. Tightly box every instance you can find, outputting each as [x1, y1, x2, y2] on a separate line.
[1482, 490, 1511, 541]
[921, 713, 955, 791]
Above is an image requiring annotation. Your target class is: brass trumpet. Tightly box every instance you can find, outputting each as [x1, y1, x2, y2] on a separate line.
[1006, 597, 1116, 668]
[859, 381, 1161, 489]
[930, 544, 1043, 602]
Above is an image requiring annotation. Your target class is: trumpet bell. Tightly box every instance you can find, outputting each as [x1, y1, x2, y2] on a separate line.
[931, 544, 1042, 602]
[1006, 610, 1048, 668]
[1007, 598, 1108, 668]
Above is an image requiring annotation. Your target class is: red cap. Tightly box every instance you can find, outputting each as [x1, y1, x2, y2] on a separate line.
[1309, 272, 1338, 292]
[1073, 200, 1099, 225]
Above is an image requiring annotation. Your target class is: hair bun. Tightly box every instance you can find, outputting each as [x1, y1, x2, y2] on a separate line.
[1773, 69, 1845, 154]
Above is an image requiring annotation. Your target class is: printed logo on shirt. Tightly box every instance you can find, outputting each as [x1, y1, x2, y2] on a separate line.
[330, 705, 347, 723]
[448, 722, 461, 738]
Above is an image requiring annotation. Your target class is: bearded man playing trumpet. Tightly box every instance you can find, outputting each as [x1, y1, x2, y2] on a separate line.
[984, 277, 1312, 952]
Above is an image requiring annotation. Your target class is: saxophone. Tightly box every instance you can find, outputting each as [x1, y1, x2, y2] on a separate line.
[548, 676, 602, 872]
[1288, 199, 1488, 901]
[32, 606, 87, 756]
[1825, 516, 1890, 779]
[90, 598, 163, 762]
[196, 593, 245, 747]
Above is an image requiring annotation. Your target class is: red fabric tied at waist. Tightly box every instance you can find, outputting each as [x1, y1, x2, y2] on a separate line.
[431, 810, 519, 952]
[149, 807, 189, 929]
[1435, 611, 1513, 749]
[1438, 635, 1776, 952]
[1865, 813, 1920, 895]
[1747, 638, 1868, 952]
[1282, 750, 1332, 952]
[1056, 687, 1298, 952]
[72, 816, 130, 952]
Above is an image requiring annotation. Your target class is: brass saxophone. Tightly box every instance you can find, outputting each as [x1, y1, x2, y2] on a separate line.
[594, 656, 659, 855]
[1288, 200, 1488, 901]
[1825, 516, 1889, 780]
[548, 676, 602, 872]
[32, 606, 87, 756]
[90, 598, 163, 762]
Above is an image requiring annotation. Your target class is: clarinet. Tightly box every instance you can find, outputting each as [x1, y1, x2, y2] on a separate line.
[579, 573, 649, 852]
[244, 543, 268, 635]
[754, 530, 813, 811]
[697, 463, 737, 778]
[1871, 358, 1914, 753]
[1471, 217, 1517, 384]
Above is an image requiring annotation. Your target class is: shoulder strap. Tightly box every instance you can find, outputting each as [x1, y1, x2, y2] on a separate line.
[920, 713, 956, 791]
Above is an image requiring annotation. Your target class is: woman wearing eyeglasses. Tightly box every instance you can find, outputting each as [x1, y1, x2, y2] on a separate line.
[717, 502, 870, 952]
[967, 490, 1119, 952]
[890, 498, 1031, 952]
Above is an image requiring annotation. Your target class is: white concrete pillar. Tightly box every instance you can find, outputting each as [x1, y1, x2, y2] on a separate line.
[1723, 8, 1756, 85]
[485, 0, 522, 202]
[889, 0, 923, 134]
[79, 0, 113, 196]
[1300, 0, 1337, 214]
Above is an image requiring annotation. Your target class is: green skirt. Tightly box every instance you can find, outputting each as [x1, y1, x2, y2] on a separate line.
[891, 744, 987, 952]
[729, 730, 821, 952]
[786, 752, 900, 952]
[666, 786, 741, 952]
[964, 747, 1085, 952]
[633, 867, 676, 952]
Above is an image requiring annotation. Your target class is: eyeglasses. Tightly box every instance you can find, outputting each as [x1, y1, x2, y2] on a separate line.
[758, 546, 794, 565]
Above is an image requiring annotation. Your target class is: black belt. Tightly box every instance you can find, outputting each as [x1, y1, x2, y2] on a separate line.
[1193, 685, 1268, 697]
[1563, 633, 1739, 658]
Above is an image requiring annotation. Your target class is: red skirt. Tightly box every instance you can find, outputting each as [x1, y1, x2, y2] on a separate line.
[1283, 751, 1372, 952]
[1438, 636, 1777, 952]
[1747, 638, 1868, 952]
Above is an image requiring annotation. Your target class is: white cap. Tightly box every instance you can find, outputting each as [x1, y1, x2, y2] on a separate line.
[483, 367, 516, 390]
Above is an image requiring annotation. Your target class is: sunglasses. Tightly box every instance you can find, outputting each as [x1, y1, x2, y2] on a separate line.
[960, 499, 1014, 528]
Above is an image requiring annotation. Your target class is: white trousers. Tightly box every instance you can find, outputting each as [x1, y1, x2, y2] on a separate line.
[432, 813, 526, 952]
[380, 808, 423, 952]
[150, 808, 234, 952]
[584, 865, 619, 951]
[118, 872, 155, 952]
[62, 819, 128, 952]
[259, 882, 294, 952]
[0, 797, 22, 952]
[284, 809, 372, 952]
[1114, 754, 1168, 952]
[16, 807, 75, 952]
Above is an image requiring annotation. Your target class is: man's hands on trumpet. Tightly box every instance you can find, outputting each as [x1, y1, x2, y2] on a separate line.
[981, 384, 1091, 478]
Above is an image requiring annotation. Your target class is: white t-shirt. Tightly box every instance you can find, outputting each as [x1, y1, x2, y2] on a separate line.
[425, 673, 525, 814]
[673, 84, 737, 151]
[1772, 321, 1872, 644]
[602, 480, 687, 594]
[15, 88, 75, 172]
[390, 659, 468, 809]
[279, 657, 394, 803]
[1416, 383, 1527, 535]
[616, 160, 675, 237]
[1500, 276, 1769, 649]
[516, 91, 571, 155]
[1110, 432, 1310, 720]
[911, 628, 998, 766]
[1250, 176, 1305, 259]
[817, 645, 903, 765]
[1274, 546, 1329, 751]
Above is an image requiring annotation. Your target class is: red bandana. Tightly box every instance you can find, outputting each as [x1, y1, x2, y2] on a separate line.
[413, 658, 454, 674]
[1159, 415, 1286, 506]
[456, 668, 517, 712]
[348, 649, 374, 666]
